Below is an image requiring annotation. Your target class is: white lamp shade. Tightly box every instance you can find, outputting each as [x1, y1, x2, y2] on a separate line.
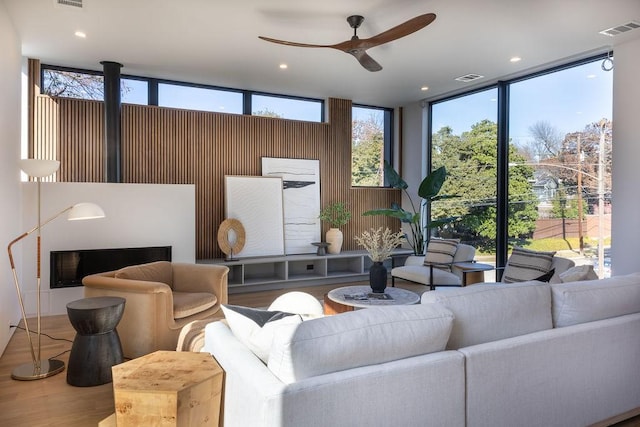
[67, 203, 106, 221]
[20, 159, 60, 178]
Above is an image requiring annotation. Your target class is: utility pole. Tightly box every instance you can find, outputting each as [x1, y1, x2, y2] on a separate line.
[597, 119, 606, 278]
[577, 135, 584, 255]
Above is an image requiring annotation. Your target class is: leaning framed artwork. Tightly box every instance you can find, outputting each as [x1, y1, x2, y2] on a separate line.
[224, 176, 285, 257]
[262, 157, 320, 255]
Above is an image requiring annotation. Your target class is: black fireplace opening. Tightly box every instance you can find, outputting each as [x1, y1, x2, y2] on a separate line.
[50, 246, 172, 288]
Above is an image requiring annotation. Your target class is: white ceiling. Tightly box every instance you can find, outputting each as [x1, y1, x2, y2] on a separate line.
[3, 0, 640, 107]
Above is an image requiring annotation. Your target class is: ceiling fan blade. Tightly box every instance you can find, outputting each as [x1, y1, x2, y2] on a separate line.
[350, 50, 383, 72]
[359, 13, 436, 49]
[258, 36, 334, 49]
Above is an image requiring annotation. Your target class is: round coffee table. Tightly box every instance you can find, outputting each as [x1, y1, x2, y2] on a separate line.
[66, 296, 125, 387]
[324, 285, 420, 314]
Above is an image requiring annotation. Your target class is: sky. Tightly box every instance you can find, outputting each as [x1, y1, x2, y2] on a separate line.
[431, 59, 613, 148]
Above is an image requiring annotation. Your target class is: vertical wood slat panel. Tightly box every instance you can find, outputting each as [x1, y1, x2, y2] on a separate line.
[36, 98, 401, 259]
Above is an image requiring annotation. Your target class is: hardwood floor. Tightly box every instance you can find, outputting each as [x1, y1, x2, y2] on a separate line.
[1, 281, 638, 427]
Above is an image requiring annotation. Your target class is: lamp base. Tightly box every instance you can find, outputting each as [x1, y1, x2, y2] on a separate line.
[11, 359, 65, 381]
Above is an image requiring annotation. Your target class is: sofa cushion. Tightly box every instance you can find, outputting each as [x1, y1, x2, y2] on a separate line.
[559, 264, 598, 283]
[114, 261, 173, 287]
[502, 247, 555, 283]
[267, 303, 454, 384]
[551, 273, 640, 327]
[391, 264, 462, 285]
[221, 304, 303, 363]
[421, 281, 553, 349]
[173, 291, 217, 319]
[424, 238, 459, 272]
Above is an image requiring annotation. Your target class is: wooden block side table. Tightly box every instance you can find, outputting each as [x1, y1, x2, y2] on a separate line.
[112, 350, 224, 427]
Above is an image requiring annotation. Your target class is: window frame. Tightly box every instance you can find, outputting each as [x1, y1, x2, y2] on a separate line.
[351, 103, 394, 188]
[40, 64, 325, 123]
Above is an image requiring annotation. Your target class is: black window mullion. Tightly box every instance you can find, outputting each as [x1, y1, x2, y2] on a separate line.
[496, 81, 510, 278]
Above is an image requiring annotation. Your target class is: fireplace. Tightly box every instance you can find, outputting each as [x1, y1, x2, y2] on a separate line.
[50, 246, 172, 288]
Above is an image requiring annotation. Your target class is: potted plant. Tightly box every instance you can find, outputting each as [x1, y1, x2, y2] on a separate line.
[363, 161, 457, 255]
[354, 227, 405, 293]
[319, 201, 352, 254]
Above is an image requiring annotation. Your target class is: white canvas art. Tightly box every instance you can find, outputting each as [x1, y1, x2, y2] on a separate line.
[262, 157, 320, 254]
[224, 176, 285, 257]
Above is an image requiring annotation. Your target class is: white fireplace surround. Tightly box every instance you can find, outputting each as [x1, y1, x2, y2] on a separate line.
[19, 182, 195, 316]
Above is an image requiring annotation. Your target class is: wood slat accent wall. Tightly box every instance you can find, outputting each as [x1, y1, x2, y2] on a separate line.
[32, 95, 401, 259]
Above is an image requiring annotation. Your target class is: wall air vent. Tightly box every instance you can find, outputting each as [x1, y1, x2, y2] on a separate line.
[56, 0, 83, 8]
[455, 73, 484, 83]
[599, 21, 640, 37]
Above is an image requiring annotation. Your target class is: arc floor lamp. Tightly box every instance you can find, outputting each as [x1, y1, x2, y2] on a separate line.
[8, 158, 105, 380]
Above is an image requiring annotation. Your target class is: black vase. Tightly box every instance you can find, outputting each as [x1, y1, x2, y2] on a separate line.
[369, 261, 388, 293]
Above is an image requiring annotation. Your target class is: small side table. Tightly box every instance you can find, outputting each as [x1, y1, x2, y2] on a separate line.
[66, 296, 125, 387]
[456, 262, 495, 285]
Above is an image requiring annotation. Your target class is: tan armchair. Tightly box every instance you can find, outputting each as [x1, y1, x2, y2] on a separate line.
[82, 261, 228, 359]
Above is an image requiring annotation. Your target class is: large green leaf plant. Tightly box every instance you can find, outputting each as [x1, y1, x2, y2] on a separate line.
[363, 161, 457, 255]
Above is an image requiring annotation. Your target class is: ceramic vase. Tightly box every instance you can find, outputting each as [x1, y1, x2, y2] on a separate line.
[326, 228, 343, 254]
[369, 261, 387, 293]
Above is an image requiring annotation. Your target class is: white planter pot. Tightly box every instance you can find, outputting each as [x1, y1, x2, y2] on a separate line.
[326, 228, 343, 254]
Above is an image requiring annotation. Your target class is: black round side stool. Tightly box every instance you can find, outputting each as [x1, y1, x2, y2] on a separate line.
[66, 296, 125, 387]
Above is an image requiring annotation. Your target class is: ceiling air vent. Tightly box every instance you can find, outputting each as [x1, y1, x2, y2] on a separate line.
[455, 73, 484, 83]
[56, 0, 83, 8]
[599, 21, 640, 37]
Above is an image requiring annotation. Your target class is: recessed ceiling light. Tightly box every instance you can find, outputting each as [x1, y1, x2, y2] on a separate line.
[74, 31, 86, 38]
[421, 86, 429, 91]
[279, 63, 288, 69]
[510, 56, 521, 63]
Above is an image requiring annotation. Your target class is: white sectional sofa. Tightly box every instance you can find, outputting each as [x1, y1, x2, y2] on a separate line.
[203, 273, 640, 427]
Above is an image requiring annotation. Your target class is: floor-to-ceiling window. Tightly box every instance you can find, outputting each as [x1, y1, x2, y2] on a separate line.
[509, 59, 613, 277]
[429, 55, 613, 277]
[430, 88, 499, 267]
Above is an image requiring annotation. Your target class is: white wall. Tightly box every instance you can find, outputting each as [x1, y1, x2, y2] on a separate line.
[0, 3, 23, 355]
[19, 182, 196, 316]
[611, 37, 640, 276]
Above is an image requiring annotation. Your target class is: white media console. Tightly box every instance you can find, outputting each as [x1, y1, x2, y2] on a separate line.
[198, 249, 413, 293]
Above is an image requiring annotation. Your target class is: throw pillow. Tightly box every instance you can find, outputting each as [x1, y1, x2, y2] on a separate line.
[502, 247, 555, 283]
[559, 264, 598, 282]
[534, 268, 555, 283]
[424, 238, 460, 272]
[220, 304, 302, 363]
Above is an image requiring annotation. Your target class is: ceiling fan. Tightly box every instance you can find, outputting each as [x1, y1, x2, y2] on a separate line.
[259, 13, 436, 72]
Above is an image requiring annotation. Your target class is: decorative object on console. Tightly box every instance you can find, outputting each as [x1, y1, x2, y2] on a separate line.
[8, 158, 105, 381]
[319, 201, 351, 254]
[354, 227, 405, 293]
[217, 218, 246, 261]
[262, 157, 320, 255]
[311, 241, 330, 256]
[363, 161, 457, 255]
